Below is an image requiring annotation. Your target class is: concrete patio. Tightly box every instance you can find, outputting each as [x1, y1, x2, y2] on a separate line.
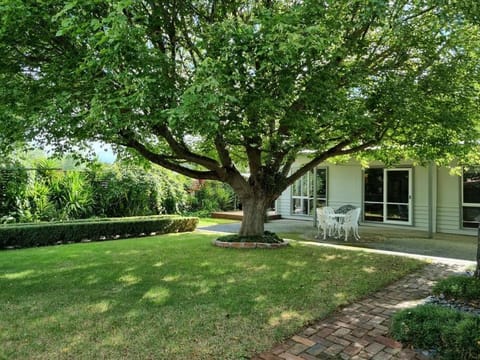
[199, 219, 478, 262]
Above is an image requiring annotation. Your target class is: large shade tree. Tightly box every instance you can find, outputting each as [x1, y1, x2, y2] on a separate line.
[1, 0, 479, 236]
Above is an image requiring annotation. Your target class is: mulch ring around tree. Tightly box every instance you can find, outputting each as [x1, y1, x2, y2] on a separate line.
[213, 231, 289, 249]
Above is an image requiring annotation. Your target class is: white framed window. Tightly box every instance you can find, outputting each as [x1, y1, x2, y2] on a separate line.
[291, 167, 327, 216]
[363, 168, 412, 225]
[462, 166, 480, 228]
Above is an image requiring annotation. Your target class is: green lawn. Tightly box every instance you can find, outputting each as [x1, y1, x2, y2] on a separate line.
[0, 232, 424, 359]
[197, 217, 239, 227]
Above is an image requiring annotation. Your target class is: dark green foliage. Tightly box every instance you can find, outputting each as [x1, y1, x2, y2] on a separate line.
[0, 160, 192, 223]
[1, 1, 479, 237]
[218, 231, 284, 244]
[84, 163, 191, 217]
[391, 304, 480, 359]
[189, 181, 236, 213]
[0, 162, 28, 222]
[443, 316, 480, 360]
[391, 305, 464, 350]
[433, 276, 480, 301]
[90, 168, 162, 217]
[0, 216, 198, 249]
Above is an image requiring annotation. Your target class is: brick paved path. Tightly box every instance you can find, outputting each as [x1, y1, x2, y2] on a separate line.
[253, 261, 469, 360]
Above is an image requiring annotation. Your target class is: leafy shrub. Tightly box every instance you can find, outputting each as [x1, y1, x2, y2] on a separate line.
[90, 167, 159, 217]
[89, 163, 190, 217]
[391, 305, 463, 350]
[433, 275, 480, 301]
[156, 168, 190, 214]
[189, 181, 235, 212]
[0, 158, 194, 222]
[443, 316, 480, 360]
[217, 231, 284, 244]
[0, 216, 198, 249]
[0, 161, 28, 222]
[22, 178, 57, 222]
[391, 304, 480, 359]
[52, 171, 94, 220]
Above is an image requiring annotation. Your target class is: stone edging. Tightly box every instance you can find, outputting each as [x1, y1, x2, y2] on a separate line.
[213, 239, 289, 249]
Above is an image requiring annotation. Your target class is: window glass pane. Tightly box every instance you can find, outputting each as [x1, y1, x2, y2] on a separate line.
[300, 199, 308, 215]
[463, 167, 480, 204]
[292, 167, 328, 216]
[364, 169, 383, 202]
[302, 175, 308, 197]
[463, 207, 480, 228]
[309, 170, 314, 197]
[364, 203, 383, 222]
[386, 204, 409, 222]
[387, 171, 409, 204]
[316, 169, 327, 198]
[292, 179, 301, 196]
[292, 198, 302, 214]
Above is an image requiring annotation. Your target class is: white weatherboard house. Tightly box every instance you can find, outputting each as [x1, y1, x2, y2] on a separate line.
[275, 156, 480, 236]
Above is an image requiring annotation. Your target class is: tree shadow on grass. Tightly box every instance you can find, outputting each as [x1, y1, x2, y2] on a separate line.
[0, 234, 424, 359]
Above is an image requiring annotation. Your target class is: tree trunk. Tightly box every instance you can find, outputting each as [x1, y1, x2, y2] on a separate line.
[475, 223, 480, 278]
[239, 196, 269, 237]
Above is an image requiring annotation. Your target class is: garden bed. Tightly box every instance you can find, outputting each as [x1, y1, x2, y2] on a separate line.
[214, 231, 289, 249]
[213, 239, 289, 249]
[391, 272, 480, 359]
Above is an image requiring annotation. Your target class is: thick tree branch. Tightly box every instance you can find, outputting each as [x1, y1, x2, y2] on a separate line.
[286, 139, 352, 185]
[214, 133, 233, 168]
[153, 124, 221, 171]
[285, 128, 386, 186]
[122, 135, 221, 180]
[280, 153, 297, 178]
[402, 6, 436, 22]
[246, 144, 262, 176]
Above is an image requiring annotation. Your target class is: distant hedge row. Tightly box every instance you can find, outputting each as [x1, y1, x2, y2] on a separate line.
[0, 216, 198, 249]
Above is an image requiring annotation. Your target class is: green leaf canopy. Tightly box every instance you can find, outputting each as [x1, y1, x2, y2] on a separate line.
[1, 0, 479, 234]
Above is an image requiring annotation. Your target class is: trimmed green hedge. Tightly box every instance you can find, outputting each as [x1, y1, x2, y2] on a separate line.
[391, 304, 480, 359]
[0, 216, 198, 249]
[433, 275, 480, 302]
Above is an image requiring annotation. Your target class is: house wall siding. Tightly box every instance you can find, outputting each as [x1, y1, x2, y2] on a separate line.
[276, 184, 291, 216]
[276, 158, 475, 236]
[436, 167, 462, 233]
[412, 166, 428, 230]
[328, 164, 363, 209]
[413, 205, 429, 231]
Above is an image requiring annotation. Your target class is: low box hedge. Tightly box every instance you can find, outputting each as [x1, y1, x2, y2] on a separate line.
[0, 216, 198, 249]
[433, 275, 480, 302]
[391, 304, 480, 359]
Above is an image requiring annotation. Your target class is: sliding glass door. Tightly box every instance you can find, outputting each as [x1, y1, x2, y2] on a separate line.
[364, 168, 412, 224]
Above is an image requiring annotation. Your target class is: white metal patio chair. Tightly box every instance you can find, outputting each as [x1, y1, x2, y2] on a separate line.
[337, 207, 361, 241]
[316, 207, 338, 240]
